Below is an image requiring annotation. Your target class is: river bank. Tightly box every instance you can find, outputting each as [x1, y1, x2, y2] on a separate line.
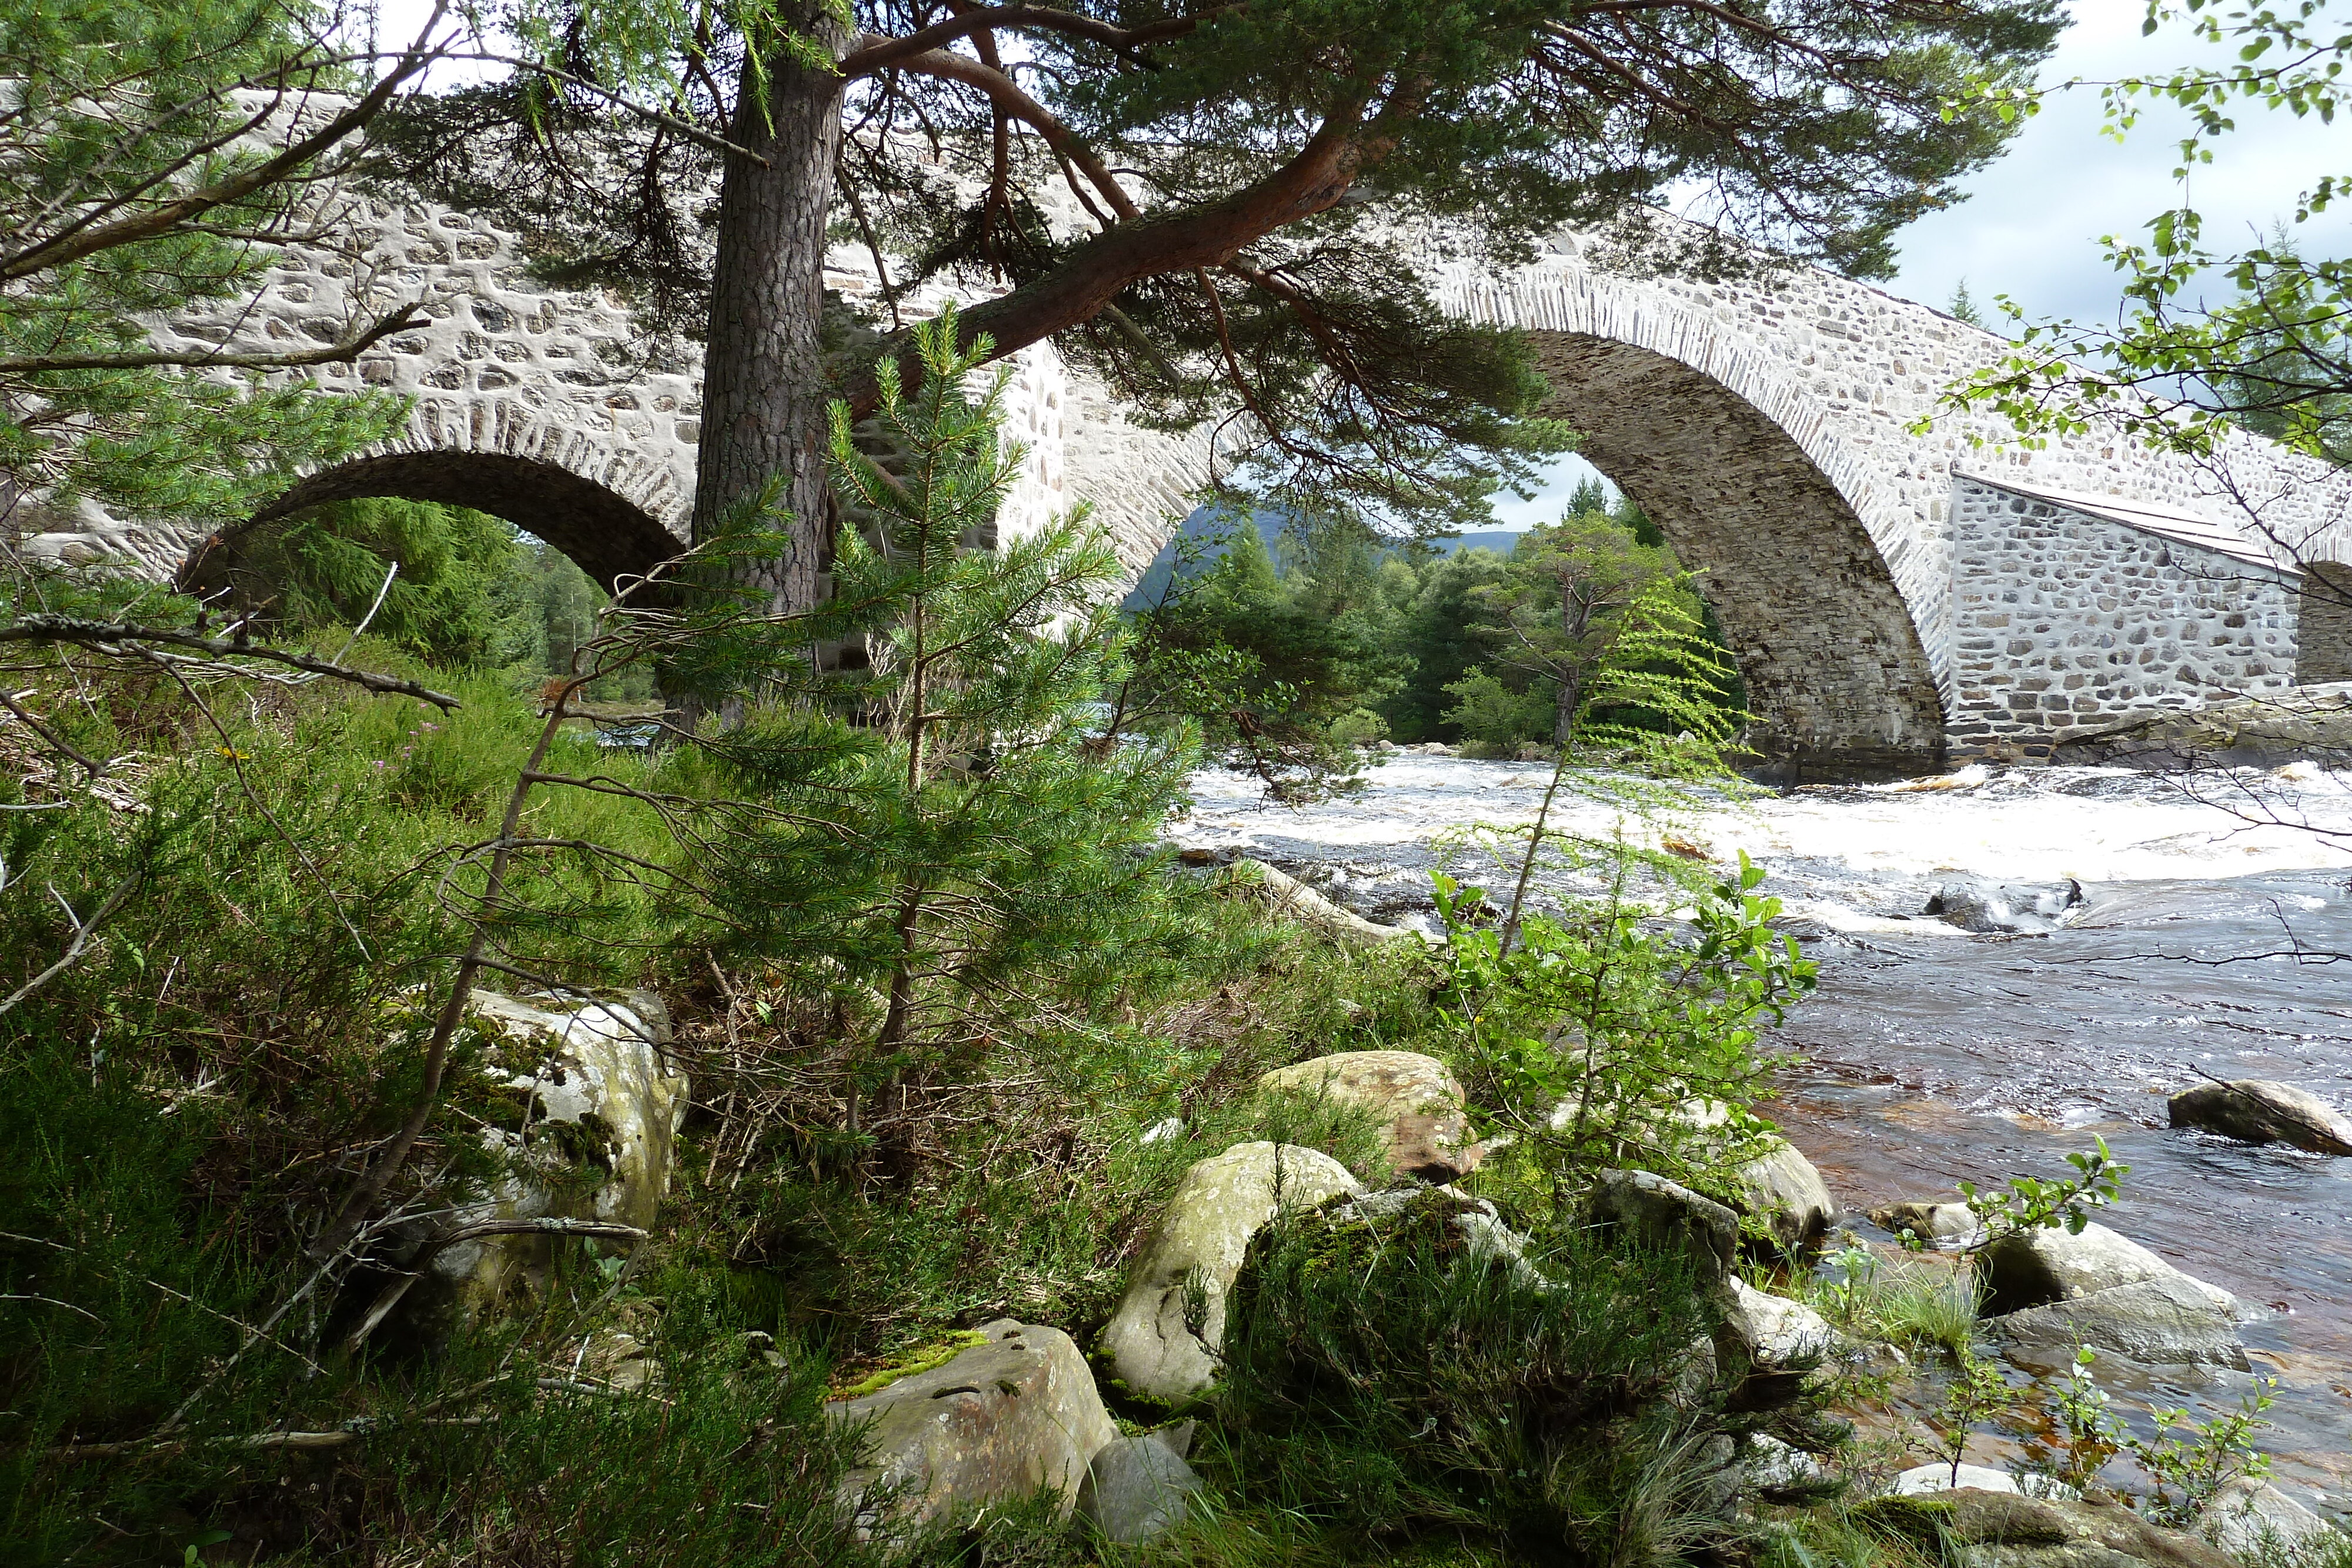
[1172, 753, 2352, 1514]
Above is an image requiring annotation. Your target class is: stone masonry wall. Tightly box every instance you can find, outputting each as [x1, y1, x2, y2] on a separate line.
[33, 122, 2352, 770]
[1945, 477, 2300, 757]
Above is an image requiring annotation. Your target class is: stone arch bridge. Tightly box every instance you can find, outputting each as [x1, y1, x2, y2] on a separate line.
[32, 188, 2352, 777]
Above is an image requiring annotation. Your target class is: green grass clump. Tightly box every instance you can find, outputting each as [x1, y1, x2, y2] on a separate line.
[1209, 1191, 1738, 1567]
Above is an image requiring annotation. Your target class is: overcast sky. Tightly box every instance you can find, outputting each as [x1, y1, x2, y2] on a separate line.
[1494, 0, 2352, 526]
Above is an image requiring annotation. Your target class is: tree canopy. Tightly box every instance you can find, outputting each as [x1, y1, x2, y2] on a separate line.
[379, 0, 2065, 583]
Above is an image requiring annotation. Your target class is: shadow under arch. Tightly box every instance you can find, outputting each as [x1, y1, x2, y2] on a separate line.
[181, 450, 683, 601]
[1524, 331, 1948, 779]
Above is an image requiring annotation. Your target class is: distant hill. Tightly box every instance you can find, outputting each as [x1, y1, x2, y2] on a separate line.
[1120, 508, 1527, 609]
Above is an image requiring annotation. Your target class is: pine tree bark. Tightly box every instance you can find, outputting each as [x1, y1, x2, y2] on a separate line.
[693, 16, 851, 613]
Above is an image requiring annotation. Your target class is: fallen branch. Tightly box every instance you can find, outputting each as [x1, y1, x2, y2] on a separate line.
[338, 1216, 651, 1359]
[0, 871, 140, 1018]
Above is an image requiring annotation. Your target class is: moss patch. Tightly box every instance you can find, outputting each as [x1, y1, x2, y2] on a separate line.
[829, 1329, 988, 1400]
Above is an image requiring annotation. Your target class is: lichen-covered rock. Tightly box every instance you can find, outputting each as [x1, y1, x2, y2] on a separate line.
[1100, 1142, 1362, 1404]
[830, 1319, 1116, 1535]
[1256, 1051, 1481, 1180]
[2191, 1478, 2336, 1559]
[1724, 1277, 1836, 1366]
[2168, 1079, 2352, 1156]
[1585, 1169, 1739, 1286]
[431, 989, 685, 1315]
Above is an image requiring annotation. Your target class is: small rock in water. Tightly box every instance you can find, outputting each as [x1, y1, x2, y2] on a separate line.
[2168, 1078, 2352, 1156]
[1870, 1199, 1983, 1250]
[1922, 876, 2085, 934]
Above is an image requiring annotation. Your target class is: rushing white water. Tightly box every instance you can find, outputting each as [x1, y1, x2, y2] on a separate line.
[1178, 753, 2352, 1512]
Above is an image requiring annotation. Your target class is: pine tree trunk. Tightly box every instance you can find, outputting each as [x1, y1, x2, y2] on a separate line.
[692, 18, 850, 613]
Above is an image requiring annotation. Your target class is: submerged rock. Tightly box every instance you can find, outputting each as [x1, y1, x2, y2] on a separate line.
[1923, 877, 2085, 935]
[1100, 1141, 1362, 1404]
[2168, 1078, 2352, 1156]
[1256, 1051, 1481, 1181]
[830, 1318, 1115, 1534]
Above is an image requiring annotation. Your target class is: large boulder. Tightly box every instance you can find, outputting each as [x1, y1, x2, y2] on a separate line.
[432, 989, 686, 1316]
[1989, 1276, 2252, 1372]
[1977, 1222, 2246, 1371]
[1976, 1223, 2237, 1319]
[830, 1319, 1116, 1534]
[1585, 1169, 1739, 1287]
[1100, 1142, 1363, 1404]
[2169, 1079, 2352, 1156]
[1077, 1425, 1202, 1545]
[1256, 1051, 1481, 1181]
[1924, 878, 2084, 935]
[1728, 1139, 1838, 1255]
[1672, 1102, 1836, 1253]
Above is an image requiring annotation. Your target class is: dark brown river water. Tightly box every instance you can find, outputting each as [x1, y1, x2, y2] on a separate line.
[1176, 756, 2352, 1514]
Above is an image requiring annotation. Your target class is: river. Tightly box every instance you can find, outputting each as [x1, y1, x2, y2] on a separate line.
[1172, 753, 2352, 1513]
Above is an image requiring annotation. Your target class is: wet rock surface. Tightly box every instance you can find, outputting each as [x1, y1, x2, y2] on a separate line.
[1924, 877, 2086, 935]
[2169, 1078, 2352, 1156]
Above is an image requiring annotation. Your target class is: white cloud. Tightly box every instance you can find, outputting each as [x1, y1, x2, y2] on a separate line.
[1887, 0, 2349, 324]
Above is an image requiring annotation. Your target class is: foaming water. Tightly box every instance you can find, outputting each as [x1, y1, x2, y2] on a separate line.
[1175, 755, 2352, 1510]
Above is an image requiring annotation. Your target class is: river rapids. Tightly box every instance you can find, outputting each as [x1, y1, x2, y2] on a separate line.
[1173, 754, 2352, 1513]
